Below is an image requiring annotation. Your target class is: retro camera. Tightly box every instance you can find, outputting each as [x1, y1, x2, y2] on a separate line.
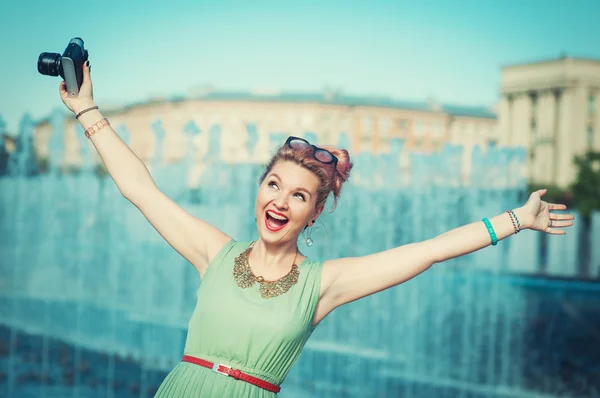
[38, 37, 89, 97]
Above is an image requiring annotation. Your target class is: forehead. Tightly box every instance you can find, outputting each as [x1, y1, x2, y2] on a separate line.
[268, 161, 320, 192]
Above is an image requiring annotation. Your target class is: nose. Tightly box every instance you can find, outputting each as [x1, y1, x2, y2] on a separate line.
[273, 193, 288, 210]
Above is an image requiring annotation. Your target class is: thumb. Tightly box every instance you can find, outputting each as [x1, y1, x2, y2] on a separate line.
[537, 188, 547, 196]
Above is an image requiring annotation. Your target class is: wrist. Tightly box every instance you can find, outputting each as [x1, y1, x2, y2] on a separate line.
[76, 108, 104, 127]
[512, 206, 533, 230]
[72, 101, 97, 116]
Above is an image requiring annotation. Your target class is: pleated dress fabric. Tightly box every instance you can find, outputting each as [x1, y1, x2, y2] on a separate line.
[154, 240, 323, 397]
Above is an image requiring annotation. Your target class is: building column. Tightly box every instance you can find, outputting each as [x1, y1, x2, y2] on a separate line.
[510, 93, 533, 182]
[573, 84, 589, 155]
[533, 90, 557, 185]
[551, 90, 561, 184]
[556, 88, 573, 188]
[498, 94, 513, 147]
[591, 90, 600, 151]
[373, 116, 380, 153]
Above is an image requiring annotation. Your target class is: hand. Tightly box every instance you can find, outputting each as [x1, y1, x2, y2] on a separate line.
[59, 61, 96, 115]
[521, 189, 575, 234]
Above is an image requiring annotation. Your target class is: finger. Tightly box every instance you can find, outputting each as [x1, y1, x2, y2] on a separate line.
[547, 228, 567, 235]
[82, 61, 91, 83]
[547, 220, 574, 228]
[549, 213, 575, 221]
[59, 80, 67, 96]
[537, 189, 547, 196]
[548, 203, 567, 210]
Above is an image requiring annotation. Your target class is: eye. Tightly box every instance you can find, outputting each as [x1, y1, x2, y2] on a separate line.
[294, 192, 306, 201]
[268, 181, 279, 190]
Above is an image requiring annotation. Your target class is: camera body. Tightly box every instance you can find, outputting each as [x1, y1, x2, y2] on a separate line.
[38, 38, 89, 97]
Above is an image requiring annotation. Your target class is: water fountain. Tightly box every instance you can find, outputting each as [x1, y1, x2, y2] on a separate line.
[0, 108, 598, 398]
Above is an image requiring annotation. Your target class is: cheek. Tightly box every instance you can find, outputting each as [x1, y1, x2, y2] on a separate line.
[290, 202, 313, 223]
[256, 187, 270, 203]
[255, 189, 278, 213]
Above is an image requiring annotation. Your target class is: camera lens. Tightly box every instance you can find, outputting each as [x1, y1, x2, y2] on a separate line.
[38, 52, 61, 76]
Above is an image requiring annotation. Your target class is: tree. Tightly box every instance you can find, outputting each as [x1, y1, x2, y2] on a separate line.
[0, 115, 8, 176]
[570, 150, 600, 221]
[570, 150, 600, 278]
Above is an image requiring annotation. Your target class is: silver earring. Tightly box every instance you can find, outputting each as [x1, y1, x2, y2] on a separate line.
[306, 220, 315, 247]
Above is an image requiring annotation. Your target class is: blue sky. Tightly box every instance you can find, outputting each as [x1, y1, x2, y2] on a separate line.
[1, 0, 599, 132]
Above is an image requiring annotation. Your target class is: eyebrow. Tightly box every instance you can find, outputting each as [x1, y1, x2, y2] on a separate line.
[269, 173, 313, 198]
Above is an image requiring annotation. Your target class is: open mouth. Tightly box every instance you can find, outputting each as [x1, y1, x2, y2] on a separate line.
[265, 210, 289, 232]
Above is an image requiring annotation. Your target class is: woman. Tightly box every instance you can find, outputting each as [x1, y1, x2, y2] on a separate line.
[60, 62, 574, 397]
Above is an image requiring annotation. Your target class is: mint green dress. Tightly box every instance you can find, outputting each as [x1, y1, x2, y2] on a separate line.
[155, 240, 323, 397]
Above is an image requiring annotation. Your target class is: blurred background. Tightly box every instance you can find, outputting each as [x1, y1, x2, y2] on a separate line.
[1, 1, 600, 397]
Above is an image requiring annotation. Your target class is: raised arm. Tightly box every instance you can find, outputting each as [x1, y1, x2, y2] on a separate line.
[60, 62, 230, 276]
[313, 190, 575, 325]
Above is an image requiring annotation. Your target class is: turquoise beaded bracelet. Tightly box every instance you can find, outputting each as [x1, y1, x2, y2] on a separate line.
[482, 217, 498, 246]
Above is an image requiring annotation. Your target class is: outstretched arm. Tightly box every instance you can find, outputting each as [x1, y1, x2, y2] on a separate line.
[314, 189, 575, 323]
[59, 62, 231, 275]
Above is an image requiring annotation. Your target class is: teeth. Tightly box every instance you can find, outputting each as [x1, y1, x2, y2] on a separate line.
[267, 211, 288, 221]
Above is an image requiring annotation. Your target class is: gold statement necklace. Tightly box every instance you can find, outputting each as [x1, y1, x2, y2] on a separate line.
[233, 242, 300, 299]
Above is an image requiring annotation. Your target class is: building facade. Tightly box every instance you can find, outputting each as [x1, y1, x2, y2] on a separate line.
[9, 56, 599, 188]
[498, 57, 600, 188]
[31, 92, 498, 184]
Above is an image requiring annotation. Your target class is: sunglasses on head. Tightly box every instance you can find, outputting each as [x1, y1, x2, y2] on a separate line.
[284, 136, 338, 168]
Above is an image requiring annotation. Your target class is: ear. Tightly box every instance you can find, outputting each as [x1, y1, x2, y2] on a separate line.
[312, 205, 324, 224]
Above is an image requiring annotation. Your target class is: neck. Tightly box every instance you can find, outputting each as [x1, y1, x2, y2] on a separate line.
[252, 238, 299, 269]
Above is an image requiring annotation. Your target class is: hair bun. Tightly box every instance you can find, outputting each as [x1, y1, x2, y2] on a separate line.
[322, 146, 353, 199]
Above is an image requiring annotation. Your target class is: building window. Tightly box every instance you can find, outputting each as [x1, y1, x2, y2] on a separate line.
[398, 119, 409, 135]
[301, 113, 314, 128]
[451, 121, 461, 137]
[380, 117, 393, 139]
[431, 121, 443, 137]
[588, 94, 596, 116]
[588, 125, 594, 148]
[415, 120, 428, 136]
[361, 136, 372, 151]
[361, 116, 373, 136]
[340, 117, 351, 132]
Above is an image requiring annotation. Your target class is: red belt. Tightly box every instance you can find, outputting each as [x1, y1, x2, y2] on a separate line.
[182, 355, 281, 393]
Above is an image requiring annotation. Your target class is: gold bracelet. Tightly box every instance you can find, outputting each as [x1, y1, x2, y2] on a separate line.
[85, 118, 110, 139]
